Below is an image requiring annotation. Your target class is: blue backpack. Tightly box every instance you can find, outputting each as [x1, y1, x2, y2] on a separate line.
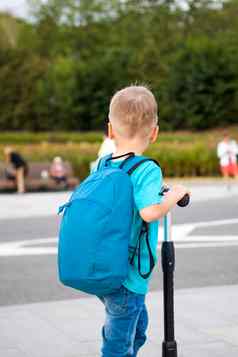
[57, 153, 158, 296]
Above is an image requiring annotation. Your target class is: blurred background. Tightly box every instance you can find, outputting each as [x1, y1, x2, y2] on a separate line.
[0, 3, 238, 356]
[0, 0, 238, 180]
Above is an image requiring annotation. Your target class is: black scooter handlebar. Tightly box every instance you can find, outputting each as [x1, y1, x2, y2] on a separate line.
[160, 186, 190, 207]
[177, 193, 190, 207]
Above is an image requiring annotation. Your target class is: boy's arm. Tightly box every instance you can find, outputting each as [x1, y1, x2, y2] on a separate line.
[140, 185, 189, 223]
[133, 162, 190, 223]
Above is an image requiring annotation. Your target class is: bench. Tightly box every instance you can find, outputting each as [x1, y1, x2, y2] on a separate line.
[0, 162, 79, 192]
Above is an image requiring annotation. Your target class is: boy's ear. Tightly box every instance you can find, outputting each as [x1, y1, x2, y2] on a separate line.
[108, 122, 114, 139]
[150, 125, 159, 143]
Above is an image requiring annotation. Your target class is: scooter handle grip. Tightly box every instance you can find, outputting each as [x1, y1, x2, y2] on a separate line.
[177, 193, 190, 207]
[160, 186, 190, 207]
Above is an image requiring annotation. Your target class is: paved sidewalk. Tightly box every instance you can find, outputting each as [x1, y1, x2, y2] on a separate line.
[1, 285, 238, 357]
[1, 180, 238, 220]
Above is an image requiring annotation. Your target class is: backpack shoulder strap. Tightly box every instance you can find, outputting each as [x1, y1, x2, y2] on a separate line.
[98, 153, 160, 175]
[124, 156, 160, 279]
[130, 221, 155, 279]
[120, 155, 160, 176]
[127, 158, 160, 175]
[97, 152, 135, 171]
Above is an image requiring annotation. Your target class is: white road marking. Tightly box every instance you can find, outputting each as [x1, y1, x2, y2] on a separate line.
[0, 218, 237, 256]
[0, 247, 57, 256]
[158, 218, 238, 243]
[176, 235, 238, 242]
[174, 242, 238, 249]
[0, 237, 57, 256]
[191, 218, 238, 227]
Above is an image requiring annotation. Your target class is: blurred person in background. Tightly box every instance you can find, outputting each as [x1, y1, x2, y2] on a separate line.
[49, 156, 68, 186]
[4, 147, 28, 193]
[97, 133, 116, 158]
[217, 132, 238, 178]
[90, 127, 116, 172]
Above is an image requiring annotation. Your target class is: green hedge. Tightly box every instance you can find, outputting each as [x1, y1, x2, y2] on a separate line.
[1, 128, 237, 146]
[71, 147, 219, 180]
[0, 131, 196, 144]
[0, 132, 225, 179]
[0, 132, 103, 144]
[147, 145, 219, 178]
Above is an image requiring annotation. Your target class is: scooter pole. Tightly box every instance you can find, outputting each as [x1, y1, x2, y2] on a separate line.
[162, 211, 177, 357]
[161, 191, 190, 357]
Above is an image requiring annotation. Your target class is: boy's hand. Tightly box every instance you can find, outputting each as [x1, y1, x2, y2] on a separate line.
[168, 184, 190, 203]
[140, 184, 190, 223]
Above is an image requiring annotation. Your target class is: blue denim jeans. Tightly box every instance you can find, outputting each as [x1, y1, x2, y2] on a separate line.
[98, 286, 148, 357]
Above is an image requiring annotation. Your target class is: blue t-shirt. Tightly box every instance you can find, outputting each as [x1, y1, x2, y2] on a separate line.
[110, 158, 163, 295]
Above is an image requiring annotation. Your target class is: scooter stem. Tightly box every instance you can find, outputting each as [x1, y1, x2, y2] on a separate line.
[162, 213, 177, 357]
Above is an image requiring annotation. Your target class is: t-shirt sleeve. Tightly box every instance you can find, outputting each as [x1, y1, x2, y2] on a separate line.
[133, 161, 163, 211]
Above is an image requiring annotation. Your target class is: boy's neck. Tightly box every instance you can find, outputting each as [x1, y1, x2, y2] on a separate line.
[113, 142, 147, 157]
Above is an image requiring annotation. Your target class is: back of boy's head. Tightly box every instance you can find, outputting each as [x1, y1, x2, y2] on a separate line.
[109, 85, 158, 139]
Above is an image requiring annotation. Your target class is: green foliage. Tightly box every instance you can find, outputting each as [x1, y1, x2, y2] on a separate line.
[2, 127, 237, 178]
[0, 139, 220, 180]
[0, 0, 238, 131]
[165, 38, 238, 129]
[0, 131, 103, 144]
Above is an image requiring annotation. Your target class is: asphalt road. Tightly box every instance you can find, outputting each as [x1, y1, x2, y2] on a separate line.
[0, 195, 238, 306]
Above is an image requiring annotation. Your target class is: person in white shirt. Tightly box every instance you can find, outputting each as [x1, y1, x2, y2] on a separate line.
[90, 133, 116, 172]
[217, 132, 238, 178]
[98, 135, 116, 158]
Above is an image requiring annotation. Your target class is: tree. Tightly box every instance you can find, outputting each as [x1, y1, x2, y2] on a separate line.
[164, 37, 238, 129]
[0, 0, 238, 131]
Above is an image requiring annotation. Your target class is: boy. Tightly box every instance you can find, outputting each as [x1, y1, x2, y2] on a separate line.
[99, 85, 189, 357]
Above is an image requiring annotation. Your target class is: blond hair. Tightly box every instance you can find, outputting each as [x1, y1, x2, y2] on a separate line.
[109, 85, 158, 139]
